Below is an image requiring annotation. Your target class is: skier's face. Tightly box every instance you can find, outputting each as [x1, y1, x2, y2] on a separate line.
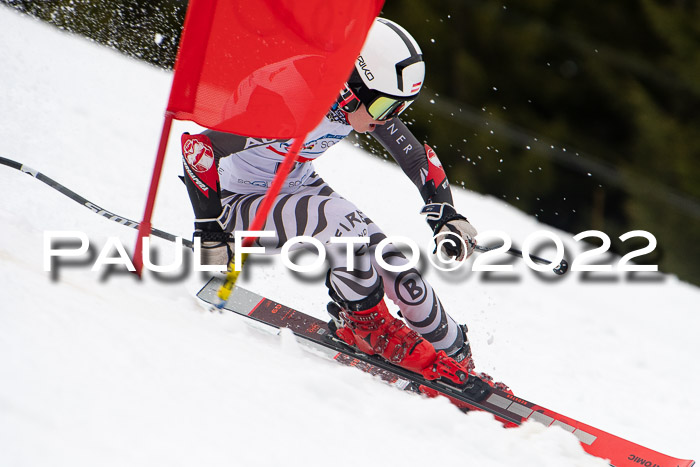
[347, 104, 387, 133]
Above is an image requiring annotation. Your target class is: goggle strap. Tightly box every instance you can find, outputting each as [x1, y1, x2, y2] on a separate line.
[339, 85, 360, 113]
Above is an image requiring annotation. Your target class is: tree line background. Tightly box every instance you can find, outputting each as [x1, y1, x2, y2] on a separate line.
[3, 0, 699, 285]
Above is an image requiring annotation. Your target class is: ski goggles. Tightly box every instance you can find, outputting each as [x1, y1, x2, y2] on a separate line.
[339, 84, 415, 122]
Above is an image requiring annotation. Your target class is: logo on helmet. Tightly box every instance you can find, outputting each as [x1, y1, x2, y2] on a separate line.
[357, 55, 374, 81]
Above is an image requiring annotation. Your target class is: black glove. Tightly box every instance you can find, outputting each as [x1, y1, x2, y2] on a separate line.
[420, 203, 478, 261]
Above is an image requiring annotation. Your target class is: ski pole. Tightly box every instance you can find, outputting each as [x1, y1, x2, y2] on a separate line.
[474, 244, 569, 275]
[0, 156, 193, 248]
[1, 156, 570, 277]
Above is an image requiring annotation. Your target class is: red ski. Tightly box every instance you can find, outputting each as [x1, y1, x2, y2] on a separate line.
[197, 278, 695, 467]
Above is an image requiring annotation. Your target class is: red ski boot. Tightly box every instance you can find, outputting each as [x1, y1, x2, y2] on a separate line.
[327, 300, 468, 385]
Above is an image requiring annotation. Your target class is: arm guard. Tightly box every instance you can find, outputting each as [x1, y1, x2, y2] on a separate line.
[370, 118, 454, 205]
[183, 130, 285, 230]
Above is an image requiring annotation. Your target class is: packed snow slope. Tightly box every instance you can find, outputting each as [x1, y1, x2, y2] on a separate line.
[0, 7, 697, 467]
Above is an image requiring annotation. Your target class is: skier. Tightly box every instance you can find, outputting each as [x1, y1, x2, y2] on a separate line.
[182, 17, 505, 388]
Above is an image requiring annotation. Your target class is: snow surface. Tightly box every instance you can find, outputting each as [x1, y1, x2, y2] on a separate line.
[0, 7, 697, 467]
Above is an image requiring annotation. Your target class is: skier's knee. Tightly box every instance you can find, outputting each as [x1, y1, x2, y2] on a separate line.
[326, 271, 385, 312]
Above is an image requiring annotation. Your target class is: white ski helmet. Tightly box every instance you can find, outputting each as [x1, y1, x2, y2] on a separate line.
[339, 18, 425, 121]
